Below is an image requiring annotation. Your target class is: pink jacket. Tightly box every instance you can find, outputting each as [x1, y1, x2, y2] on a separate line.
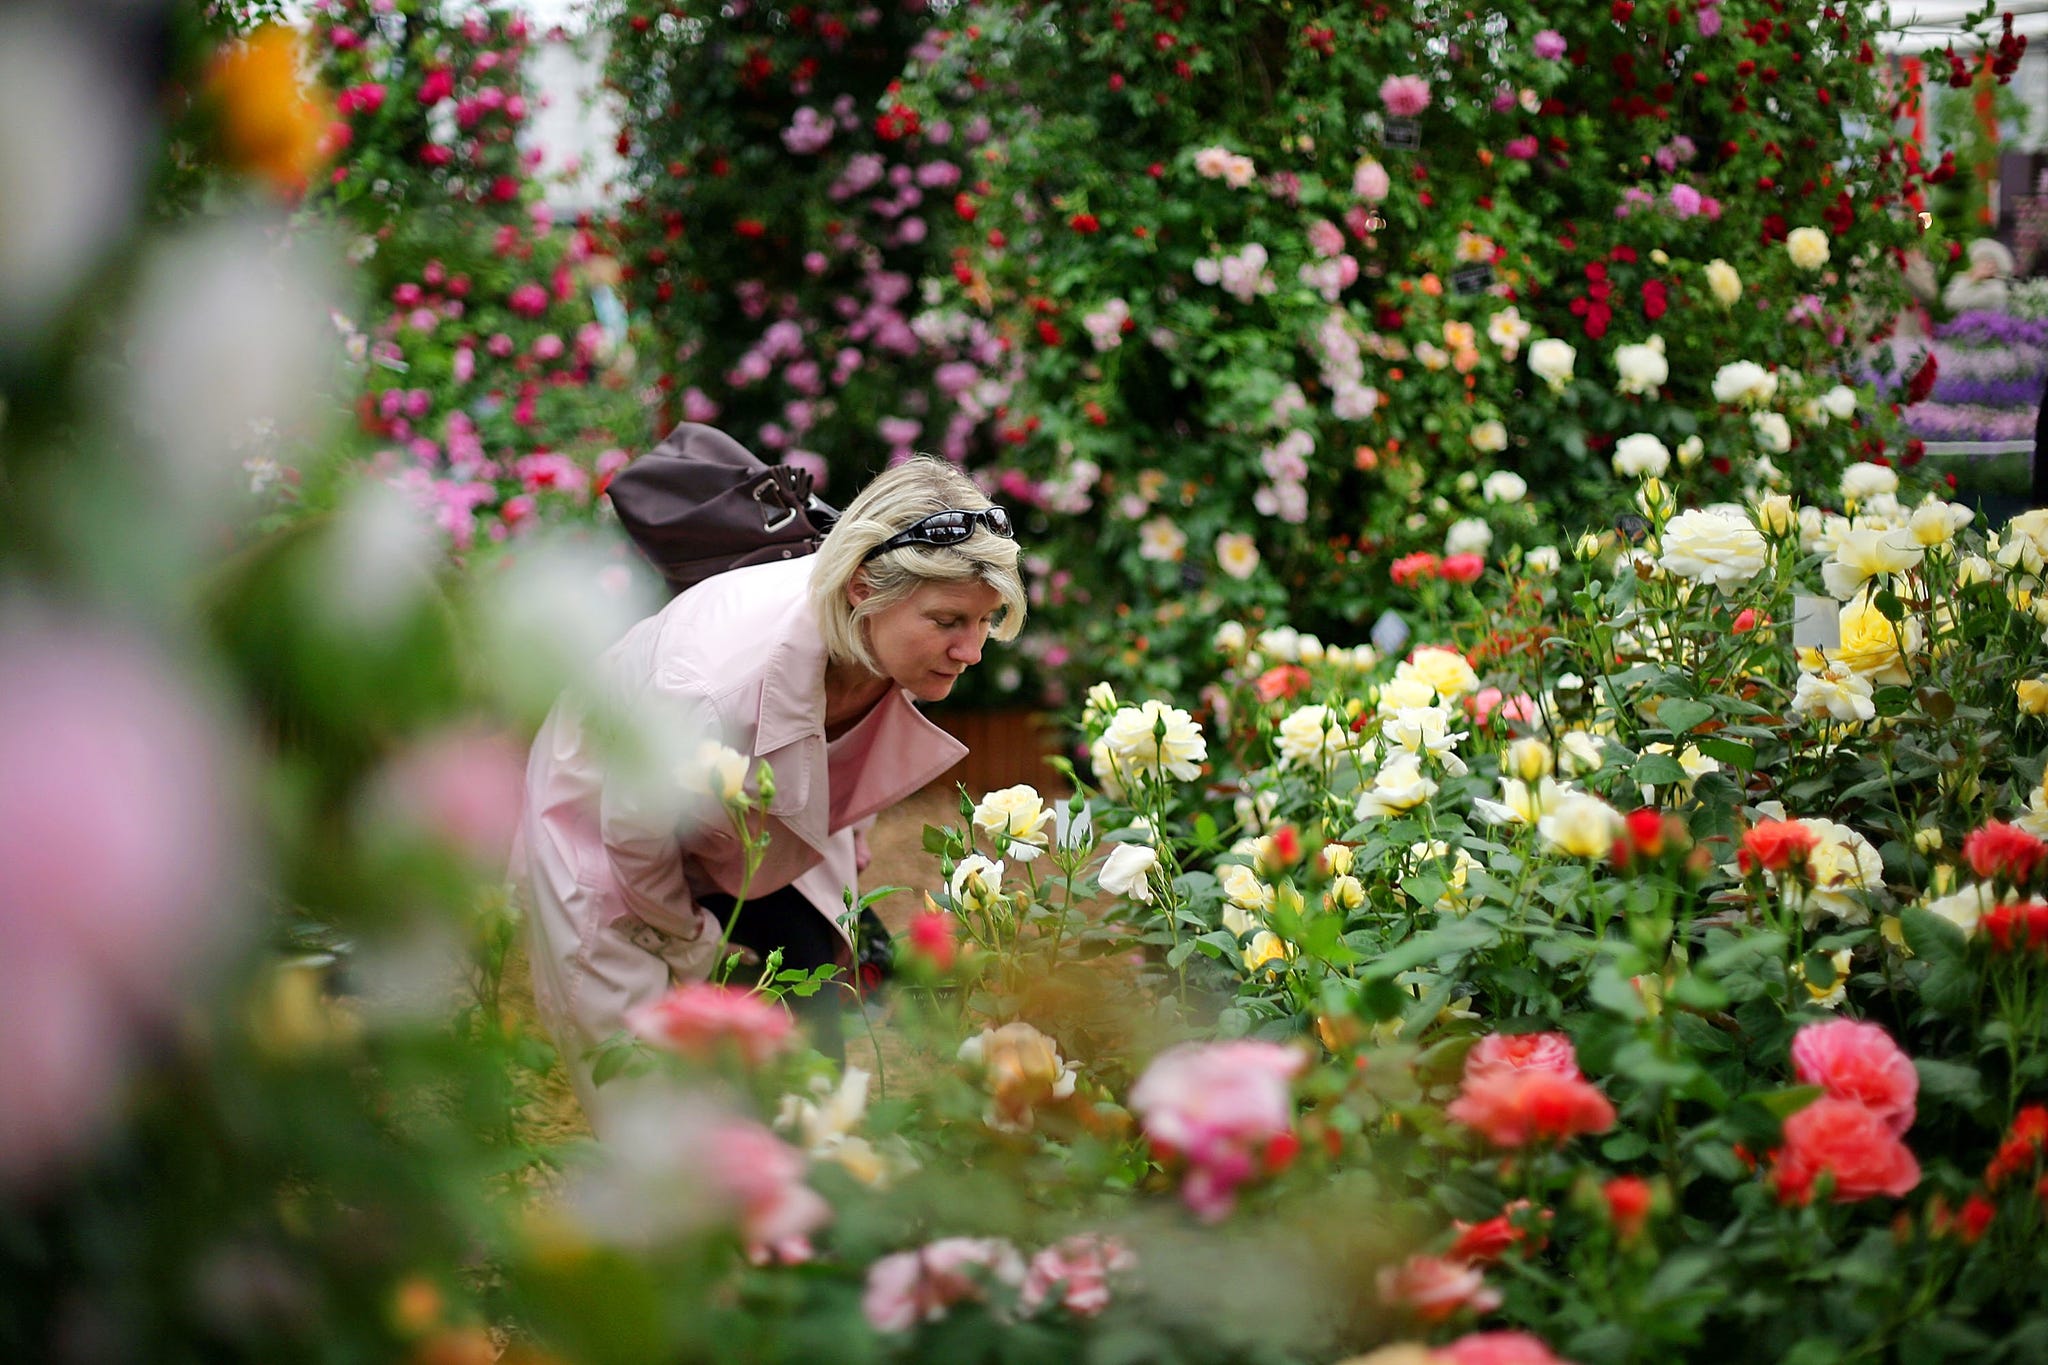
[516, 555, 964, 1121]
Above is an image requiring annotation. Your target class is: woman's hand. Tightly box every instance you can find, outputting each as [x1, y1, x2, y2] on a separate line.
[854, 827, 873, 873]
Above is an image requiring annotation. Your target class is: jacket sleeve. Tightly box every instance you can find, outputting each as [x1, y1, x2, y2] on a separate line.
[594, 663, 723, 949]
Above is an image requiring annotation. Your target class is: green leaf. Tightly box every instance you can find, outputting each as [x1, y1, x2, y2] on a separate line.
[1913, 1057, 1987, 1110]
[921, 823, 955, 856]
[1747, 1084, 1824, 1119]
[1692, 736, 1755, 770]
[1656, 698, 1716, 735]
[1363, 918, 1498, 979]
[1632, 753, 1688, 787]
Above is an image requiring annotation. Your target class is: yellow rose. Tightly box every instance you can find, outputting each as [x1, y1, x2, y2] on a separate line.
[1394, 645, 1479, 701]
[1244, 930, 1293, 973]
[1321, 842, 1356, 877]
[1785, 226, 1831, 271]
[2018, 677, 2048, 716]
[971, 784, 1053, 858]
[1505, 737, 1554, 782]
[1821, 527, 1924, 600]
[1753, 493, 1795, 537]
[1324, 874, 1366, 913]
[1832, 598, 1922, 685]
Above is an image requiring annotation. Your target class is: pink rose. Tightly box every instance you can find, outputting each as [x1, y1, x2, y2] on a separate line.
[1353, 159, 1392, 203]
[701, 1119, 831, 1263]
[0, 623, 239, 1183]
[532, 332, 565, 362]
[626, 983, 797, 1066]
[1441, 1330, 1578, 1365]
[1772, 1097, 1921, 1204]
[1021, 1234, 1137, 1317]
[365, 727, 526, 867]
[1789, 1019, 1918, 1135]
[508, 282, 548, 318]
[1447, 1069, 1616, 1149]
[1376, 1254, 1503, 1323]
[1504, 136, 1540, 161]
[1307, 218, 1346, 257]
[1379, 74, 1432, 117]
[1464, 1031, 1580, 1082]
[1533, 29, 1568, 59]
[1128, 1041, 1305, 1220]
[862, 1237, 1027, 1332]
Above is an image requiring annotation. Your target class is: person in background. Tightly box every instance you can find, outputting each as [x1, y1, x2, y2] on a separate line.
[515, 456, 1023, 1127]
[1942, 237, 2017, 316]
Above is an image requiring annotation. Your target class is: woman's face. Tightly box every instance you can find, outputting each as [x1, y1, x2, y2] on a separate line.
[851, 577, 1004, 702]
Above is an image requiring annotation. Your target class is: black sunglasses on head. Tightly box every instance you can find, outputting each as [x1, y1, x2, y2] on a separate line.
[862, 506, 1015, 562]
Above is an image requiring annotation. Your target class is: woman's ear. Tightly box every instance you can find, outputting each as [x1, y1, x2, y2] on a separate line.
[846, 569, 873, 609]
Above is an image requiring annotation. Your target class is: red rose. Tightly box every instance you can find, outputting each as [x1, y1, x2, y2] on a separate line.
[1981, 901, 2048, 953]
[1771, 1098, 1921, 1204]
[1390, 551, 1440, 587]
[1739, 819, 1817, 874]
[1439, 553, 1485, 584]
[1961, 821, 2047, 885]
[1449, 1200, 1550, 1263]
[1069, 212, 1100, 233]
[906, 909, 959, 972]
[1602, 1174, 1654, 1241]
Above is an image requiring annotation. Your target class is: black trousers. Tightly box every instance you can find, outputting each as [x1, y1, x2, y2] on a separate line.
[698, 886, 848, 1060]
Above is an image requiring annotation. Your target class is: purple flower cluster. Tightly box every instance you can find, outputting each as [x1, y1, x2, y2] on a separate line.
[1904, 403, 2040, 443]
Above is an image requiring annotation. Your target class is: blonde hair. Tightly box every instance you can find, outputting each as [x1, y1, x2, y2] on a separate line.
[811, 456, 1026, 673]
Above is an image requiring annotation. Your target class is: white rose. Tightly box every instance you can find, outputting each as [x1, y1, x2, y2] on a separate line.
[1354, 751, 1438, 819]
[1527, 337, 1577, 392]
[1677, 435, 1705, 467]
[1839, 461, 1899, 505]
[1275, 703, 1352, 766]
[1612, 432, 1671, 479]
[1821, 526, 1924, 600]
[1613, 336, 1668, 396]
[1103, 700, 1208, 782]
[1791, 664, 1875, 724]
[1712, 360, 1778, 407]
[1445, 517, 1493, 555]
[1794, 817, 1882, 926]
[1658, 508, 1769, 593]
[1481, 469, 1527, 503]
[1097, 840, 1159, 902]
[1470, 420, 1509, 454]
[950, 854, 1006, 912]
[1820, 385, 1858, 421]
[1750, 410, 1792, 454]
[972, 785, 1053, 860]
[1524, 545, 1561, 575]
[1785, 226, 1831, 271]
[1214, 621, 1248, 653]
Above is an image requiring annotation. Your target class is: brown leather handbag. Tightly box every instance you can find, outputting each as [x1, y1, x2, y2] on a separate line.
[604, 423, 839, 598]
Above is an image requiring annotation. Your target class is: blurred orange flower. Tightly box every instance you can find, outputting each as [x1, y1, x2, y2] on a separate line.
[206, 26, 331, 195]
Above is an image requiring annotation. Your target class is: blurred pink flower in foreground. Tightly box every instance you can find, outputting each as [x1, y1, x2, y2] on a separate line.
[626, 982, 796, 1066]
[0, 619, 241, 1185]
[1440, 1330, 1580, 1365]
[366, 724, 527, 867]
[700, 1118, 832, 1263]
[1127, 1040, 1306, 1220]
[1020, 1233, 1137, 1318]
[862, 1236, 1027, 1332]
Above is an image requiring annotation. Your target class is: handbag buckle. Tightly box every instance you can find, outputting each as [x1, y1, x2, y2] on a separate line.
[752, 474, 799, 533]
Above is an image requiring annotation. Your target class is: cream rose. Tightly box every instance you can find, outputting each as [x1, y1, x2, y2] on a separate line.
[1821, 526, 1923, 600]
[1355, 752, 1439, 819]
[1537, 790, 1624, 858]
[1751, 410, 1792, 454]
[1797, 817, 1882, 925]
[1658, 507, 1768, 594]
[972, 785, 1054, 860]
[1613, 336, 1668, 396]
[1103, 699, 1208, 782]
[1471, 420, 1509, 454]
[1612, 432, 1671, 478]
[1528, 337, 1577, 392]
[1785, 226, 1831, 271]
[1445, 517, 1494, 556]
[1705, 258, 1743, 307]
[1275, 703, 1352, 767]
[1395, 645, 1480, 701]
[1481, 469, 1525, 502]
[1712, 360, 1777, 407]
[1097, 840, 1159, 902]
[1791, 663, 1875, 724]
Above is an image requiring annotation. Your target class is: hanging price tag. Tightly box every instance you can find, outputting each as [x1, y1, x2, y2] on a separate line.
[1451, 264, 1494, 296]
[1792, 594, 1840, 651]
[1379, 117, 1422, 150]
